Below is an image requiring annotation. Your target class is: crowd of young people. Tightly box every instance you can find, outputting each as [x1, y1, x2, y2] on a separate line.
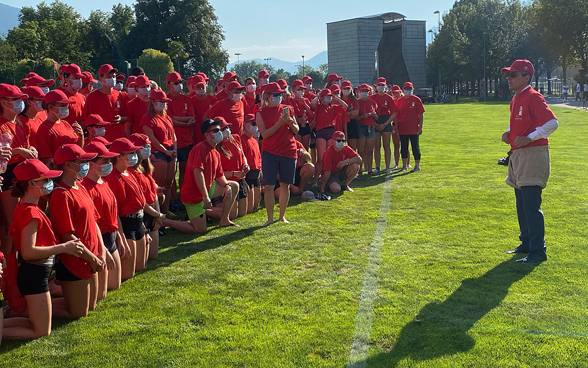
[0, 64, 424, 342]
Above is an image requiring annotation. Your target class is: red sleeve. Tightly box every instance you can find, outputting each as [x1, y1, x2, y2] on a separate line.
[416, 98, 425, 114]
[49, 189, 75, 236]
[214, 151, 224, 179]
[186, 97, 195, 116]
[118, 94, 128, 117]
[139, 113, 154, 130]
[529, 93, 556, 124]
[389, 97, 398, 113]
[205, 101, 220, 119]
[36, 123, 53, 159]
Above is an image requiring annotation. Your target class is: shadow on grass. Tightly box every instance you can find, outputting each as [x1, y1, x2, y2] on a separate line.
[365, 257, 538, 367]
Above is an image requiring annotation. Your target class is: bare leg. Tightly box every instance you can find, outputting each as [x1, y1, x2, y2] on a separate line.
[344, 163, 361, 189]
[121, 239, 136, 281]
[218, 181, 239, 227]
[88, 273, 98, 311]
[135, 237, 147, 272]
[53, 278, 91, 319]
[365, 137, 375, 173]
[148, 230, 159, 260]
[97, 266, 108, 302]
[297, 164, 314, 193]
[382, 132, 392, 170]
[348, 138, 358, 152]
[263, 184, 276, 226]
[162, 215, 206, 234]
[237, 197, 248, 218]
[357, 138, 366, 174]
[278, 182, 290, 223]
[107, 250, 122, 290]
[392, 132, 400, 167]
[2, 293, 52, 339]
[374, 131, 382, 170]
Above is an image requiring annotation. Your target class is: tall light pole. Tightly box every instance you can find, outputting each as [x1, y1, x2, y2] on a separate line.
[264, 58, 272, 69]
[483, 32, 487, 101]
[234, 53, 242, 64]
[302, 55, 305, 76]
[434, 10, 441, 32]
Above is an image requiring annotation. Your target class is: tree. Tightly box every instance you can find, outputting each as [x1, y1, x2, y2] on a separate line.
[0, 38, 18, 83]
[167, 41, 189, 75]
[138, 49, 174, 87]
[13, 58, 58, 82]
[269, 69, 291, 82]
[230, 60, 266, 81]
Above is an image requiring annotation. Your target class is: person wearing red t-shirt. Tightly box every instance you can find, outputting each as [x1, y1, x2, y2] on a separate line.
[189, 74, 216, 144]
[82, 114, 110, 147]
[83, 64, 128, 142]
[2, 160, 89, 338]
[370, 77, 398, 174]
[205, 80, 246, 135]
[275, 140, 314, 199]
[20, 86, 47, 150]
[321, 131, 362, 193]
[396, 82, 425, 172]
[243, 77, 257, 115]
[57, 64, 86, 127]
[50, 145, 107, 318]
[80, 71, 97, 98]
[302, 76, 316, 100]
[241, 115, 262, 213]
[82, 142, 124, 295]
[356, 84, 377, 175]
[390, 85, 407, 169]
[341, 81, 360, 151]
[500, 60, 558, 263]
[290, 79, 313, 150]
[140, 89, 177, 215]
[256, 82, 299, 226]
[126, 75, 151, 135]
[162, 118, 239, 233]
[215, 71, 238, 102]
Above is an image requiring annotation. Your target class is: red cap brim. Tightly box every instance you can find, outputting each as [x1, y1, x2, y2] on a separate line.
[41, 169, 63, 179]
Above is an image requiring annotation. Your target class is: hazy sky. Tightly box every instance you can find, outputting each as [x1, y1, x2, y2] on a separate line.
[2, 0, 457, 62]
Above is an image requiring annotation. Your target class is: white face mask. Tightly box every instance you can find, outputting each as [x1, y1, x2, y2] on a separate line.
[247, 125, 258, 135]
[342, 89, 351, 96]
[296, 90, 304, 97]
[404, 90, 413, 96]
[261, 78, 269, 85]
[128, 88, 137, 97]
[71, 79, 82, 90]
[11, 100, 25, 114]
[195, 89, 206, 96]
[324, 96, 332, 104]
[212, 131, 223, 144]
[104, 78, 116, 88]
[376, 86, 386, 93]
[246, 85, 256, 93]
[232, 93, 242, 102]
[35, 100, 44, 111]
[94, 126, 106, 137]
[271, 96, 282, 105]
[172, 84, 182, 93]
[114, 83, 123, 91]
[222, 128, 231, 139]
[155, 102, 166, 111]
[304, 84, 312, 90]
[359, 92, 369, 99]
[98, 162, 113, 176]
[56, 106, 69, 119]
[335, 141, 345, 150]
[139, 87, 150, 96]
[40, 86, 50, 95]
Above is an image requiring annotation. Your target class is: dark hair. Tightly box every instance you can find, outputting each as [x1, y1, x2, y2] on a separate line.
[11, 180, 29, 198]
[245, 77, 255, 85]
[216, 135, 238, 159]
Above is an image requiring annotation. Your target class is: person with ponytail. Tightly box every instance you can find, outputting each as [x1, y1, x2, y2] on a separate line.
[340, 81, 360, 152]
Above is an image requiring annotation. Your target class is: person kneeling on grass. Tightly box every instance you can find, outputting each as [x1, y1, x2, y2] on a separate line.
[320, 131, 362, 194]
[274, 140, 314, 198]
[162, 118, 239, 233]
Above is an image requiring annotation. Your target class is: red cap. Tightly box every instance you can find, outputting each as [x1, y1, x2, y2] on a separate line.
[214, 116, 231, 128]
[196, 72, 211, 82]
[149, 89, 171, 102]
[54, 144, 97, 165]
[83, 142, 118, 158]
[358, 84, 371, 91]
[403, 82, 414, 90]
[244, 113, 255, 122]
[329, 84, 341, 93]
[223, 72, 238, 83]
[116, 74, 126, 81]
[166, 71, 183, 83]
[134, 75, 150, 87]
[84, 114, 110, 127]
[110, 138, 142, 153]
[226, 81, 246, 91]
[501, 59, 534, 75]
[44, 90, 74, 104]
[341, 80, 352, 89]
[98, 64, 118, 76]
[23, 75, 55, 87]
[129, 133, 151, 146]
[276, 79, 288, 90]
[263, 82, 283, 94]
[20, 72, 40, 84]
[327, 73, 343, 82]
[81, 71, 97, 84]
[125, 75, 137, 86]
[258, 70, 270, 79]
[14, 159, 62, 181]
[0, 84, 28, 99]
[320, 89, 332, 97]
[57, 64, 67, 80]
[332, 131, 345, 140]
[302, 76, 313, 83]
[376, 77, 387, 85]
[63, 64, 84, 78]
[21, 86, 45, 99]
[291, 79, 307, 89]
[391, 84, 401, 92]
[215, 79, 223, 86]
[190, 75, 206, 86]
[90, 136, 111, 147]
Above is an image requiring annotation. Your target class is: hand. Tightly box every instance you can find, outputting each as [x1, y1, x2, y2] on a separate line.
[187, 118, 196, 126]
[72, 122, 83, 136]
[63, 239, 85, 257]
[513, 136, 531, 148]
[105, 251, 115, 271]
[91, 257, 105, 273]
[29, 146, 38, 158]
[418, 127, 423, 135]
[375, 124, 384, 132]
[145, 233, 152, 245]
[14, 147, 37, 160]
[156, 186, 165, 195]
[336, 160, 347, 170]
[501, 131, 510, 144]
[116, 236, 130, 259]
[170, 150, 178, 158]
[203, 197, 213, 210]
[242, 164, 250, 173]
[392, 125, 398, 135]
[0, 146, 11, 161]
[113, 115, 122, 124]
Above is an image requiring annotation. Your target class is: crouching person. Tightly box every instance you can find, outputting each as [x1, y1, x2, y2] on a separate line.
[321, 131, 362, 193]
[162, 118, 239, 233]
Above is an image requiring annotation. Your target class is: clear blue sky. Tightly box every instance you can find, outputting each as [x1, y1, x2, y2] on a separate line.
[2, 0, 456, 63]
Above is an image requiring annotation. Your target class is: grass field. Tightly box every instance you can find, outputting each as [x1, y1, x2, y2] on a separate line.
[2, 102, 588, 367]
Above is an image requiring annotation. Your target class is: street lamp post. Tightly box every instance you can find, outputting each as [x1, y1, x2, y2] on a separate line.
[483, 32, 487, 101]
[264, 58, 272, 69]
[434, 10, 441, 32]
[302, 55, 305, 76]
[235, 53, 242, 64]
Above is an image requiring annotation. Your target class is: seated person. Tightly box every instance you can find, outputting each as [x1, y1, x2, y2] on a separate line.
[321, 131, 362, 193]
[274, 141, 314, 198]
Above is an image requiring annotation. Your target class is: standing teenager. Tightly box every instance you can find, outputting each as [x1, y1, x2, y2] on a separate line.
[395, 82, 424, 172]
[370, 77, 397, 174]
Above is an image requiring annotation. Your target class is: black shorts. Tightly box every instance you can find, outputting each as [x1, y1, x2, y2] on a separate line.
[294, 166, 302, 187]
[54, 260, 83, 282]
[1, 163, 18, 192]
[143, 212, 155, 232]
[309, 130, 317, 149]
[326, 165, 349, 190]
[177, 144, 194, 163]
[298, 123, 312, 136]
[151, 147, 178, 163]
[17, 260, 53, 295]
[236, 178, 248, 200]
[245, 169, 261, 188]
[376, 115, 392, 133]
[102, 231, 117, 254]
[120, 213, 146, 241]
[262, 151, 296, 186]
[347, 120, 359, 140]
[316, 127, 335, 141]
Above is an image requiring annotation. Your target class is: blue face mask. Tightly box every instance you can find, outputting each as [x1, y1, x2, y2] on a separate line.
[12, 100, 25, 114]
[272, 96, 282, 105]
[99, 162, 113, 176]
[140, 147, 151, 159]
[124, 153, 139, 166]
[74, 162, 89, 179]
[34, 180, 54, 195]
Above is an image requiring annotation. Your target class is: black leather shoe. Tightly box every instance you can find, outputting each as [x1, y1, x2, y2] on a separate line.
[505, 244, 529, 254]
[515, 253, 547, 263]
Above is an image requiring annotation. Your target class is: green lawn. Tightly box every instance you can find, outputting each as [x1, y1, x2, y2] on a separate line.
[2, 102, 587, 368]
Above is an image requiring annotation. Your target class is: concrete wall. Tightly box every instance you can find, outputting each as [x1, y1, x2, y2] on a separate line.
[402, 20, 427, 90]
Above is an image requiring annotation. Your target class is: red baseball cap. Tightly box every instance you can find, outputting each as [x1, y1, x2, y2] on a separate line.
[84, 114, 110, 127]
[20, 72, 40, 85]
[223, 72, 238, 83]
[215, 79, 223, 86]
[54, 144, 97, 165]
[263, 82, 283, 94]
[403, 82, 414, 90]
[258, 70, 270, 79]
[98, 64, 118, 76]
[149, 89, 171, 102]
[83, 142, 118, 158]
[327, 73, 343, 82]
[44, 90, 74, 104]
[332, 131, 345, 140]
[341, 80, 352, 89]
[134, 75, 150, 87]
[276, 79, 288, 90]
[90, 136, 111, 147]
[166, 72, 183, 83]
[320, 89, 332, 97]
[329, 84, 341, 93]
[226, 81, 246, 91]
[23, 75, 55, 87]
[214, 116, 231, 128]
[196, 72, 210, 82]
[291, 79, 307, 89]
[81, 71, 97, 84]
[391, 85, 401, 92]
[129, 133, 151, 146]
[302, 76, 313, 83]
[110, 138, 142, 153]
[0, 84, 28, 99]
[125, 75, 137, 86]
[501, 59, 534, 75]
[14, 159, 62, 181]
[357, 84, 371, 91]
[190, 75, 207, 86]
[63, 64, 84, 78]
[244, 113, 255, 122]
[376, 77, 387, 85]
[116, 74, 126, 82]
[21, 86, 45, 99]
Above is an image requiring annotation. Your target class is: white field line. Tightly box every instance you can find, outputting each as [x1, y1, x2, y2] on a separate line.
[347, 174, 393, 368]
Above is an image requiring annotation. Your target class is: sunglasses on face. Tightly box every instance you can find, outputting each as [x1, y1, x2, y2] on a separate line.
[272, 93, 282, 97]
[168, 81, 182, 85]
[335, 139, 346, 143]
[221, 126, 230, 131]
[207, 128, 221, 134]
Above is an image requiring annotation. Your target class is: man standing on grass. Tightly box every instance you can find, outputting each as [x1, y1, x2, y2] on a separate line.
[501, 59, 558, 263]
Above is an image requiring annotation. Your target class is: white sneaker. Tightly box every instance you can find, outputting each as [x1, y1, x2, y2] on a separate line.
[386, 168, 393, 174]
[407, 164, 412, 169]
[391, 165, 399, 170]
[401, 166, 408, 172]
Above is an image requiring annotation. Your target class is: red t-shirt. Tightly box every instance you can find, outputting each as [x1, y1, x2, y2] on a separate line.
[140, 113, 176, 149]
[509, 86, 556, 151]
[50, 181, 100, 279]
[0, 116, 30, 165]
[61, 89, 86, 126]
[357, 99, 377, 126]
[206, 98, 245, 135]
[322, 145, 359, 173]
[370, 93, 398, 116]
[168, 93, 195, 148]
[9, 203, 57, 254]
[218, 135, 245, 180]
[342, 97, 359, 120]
[244, 94, 256, 115]
[18, 112, 45, 150]
[304, 91, 316, 100]
[181, 141, 224, 204]
[36, 119, 79, 159]
[81, 177, 118, 234]
[190, 94, 216, 144]
[129, 168, 157, 205]
[314, 103, 345, 131]
[240, 133, 261, 170]
[83, 89, 127, 141]
[215, 89, 228, 102]
[127, 98, 150, 135]
[257, 104, 297, 159]
[120, 91, 134, 107]
[396, 96, 425, 135]
[105, 168, 146, 216]
[295, 140, 309, 168]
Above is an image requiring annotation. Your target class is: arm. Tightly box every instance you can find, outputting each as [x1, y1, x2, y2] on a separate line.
[19, 220, 85, 261]
[418, 114, 424, 135]
[256, 112, 286, 139]
[320, 171, 331, 193]
[333, 95, 348, 110]
[58, 231, 104, 271]
[96, 223, 115, 270]
[142, 125, 171, 157]
[116, 216, 131, 259]
[513, 119, 558, 148]
[193, 168, 212, 209]
[385, 112, 397, 126]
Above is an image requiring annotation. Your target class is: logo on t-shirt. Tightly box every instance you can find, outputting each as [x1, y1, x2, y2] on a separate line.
[185, 103, 188, 112]
[519, 106, 523, 116]
[412, 102, 415, 107]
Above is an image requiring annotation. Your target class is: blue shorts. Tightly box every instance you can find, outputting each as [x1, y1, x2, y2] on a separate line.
[357, 124, 375, 139]
[262, 151, 296, 186]
[151, 147, 178, 163]
[316, 127, 335, 141]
